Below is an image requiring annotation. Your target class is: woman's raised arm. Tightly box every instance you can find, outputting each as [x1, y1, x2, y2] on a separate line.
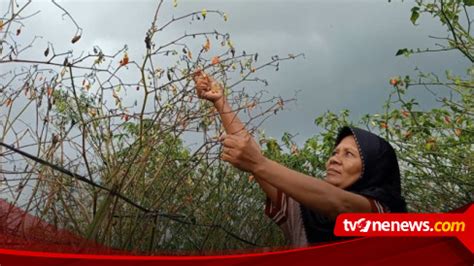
[193, 71, 278, 205]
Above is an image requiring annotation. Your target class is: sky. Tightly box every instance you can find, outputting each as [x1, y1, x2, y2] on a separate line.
[1, 0, 469, 146]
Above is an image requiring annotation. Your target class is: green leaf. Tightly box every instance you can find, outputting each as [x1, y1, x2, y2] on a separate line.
[410, 7, 420, 25]
[463, 0, 474, 6]
[396, 48, 409, 56]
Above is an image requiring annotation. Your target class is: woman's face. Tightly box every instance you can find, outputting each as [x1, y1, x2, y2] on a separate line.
[324, 135, 363, 189]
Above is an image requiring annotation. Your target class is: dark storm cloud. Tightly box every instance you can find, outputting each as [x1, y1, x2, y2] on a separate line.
[5, 0, 467, 145]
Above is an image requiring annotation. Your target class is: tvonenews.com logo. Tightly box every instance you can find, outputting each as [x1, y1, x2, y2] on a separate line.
[333, 206, 473, 253]
[342, 218, 466, 233]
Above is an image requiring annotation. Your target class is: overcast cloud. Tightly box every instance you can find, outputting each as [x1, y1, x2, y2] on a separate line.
[2, 0, 468, 145]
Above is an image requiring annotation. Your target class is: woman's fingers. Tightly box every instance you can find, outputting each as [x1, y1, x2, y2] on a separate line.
[221, 135, 240, 148]
[196, 89, 204, 98]
[221, 147, 233, 162]
[221, 152, 231, 162]
[201, 90, 219, 99]
[194, 70, 209, 83]
[193, 69, 202, 76]
[222, 146, 231, 155]
[193, 70, 209, 88]
[193, 69, 206, 80]
[196, 79, 209, 89]
[193, 70, 224, 102]
[195, 74, 213, 99]
[195, 77, 212, 99]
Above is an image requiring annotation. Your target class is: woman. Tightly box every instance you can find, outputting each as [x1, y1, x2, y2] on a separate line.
[193, 71, 406, 246]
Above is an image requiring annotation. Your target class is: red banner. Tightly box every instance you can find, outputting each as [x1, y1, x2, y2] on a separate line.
[0, 199, 472, 265]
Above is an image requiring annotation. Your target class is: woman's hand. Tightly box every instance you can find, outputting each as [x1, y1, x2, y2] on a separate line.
[193, 70, 224, 103]
[220, 133, 266, 174]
